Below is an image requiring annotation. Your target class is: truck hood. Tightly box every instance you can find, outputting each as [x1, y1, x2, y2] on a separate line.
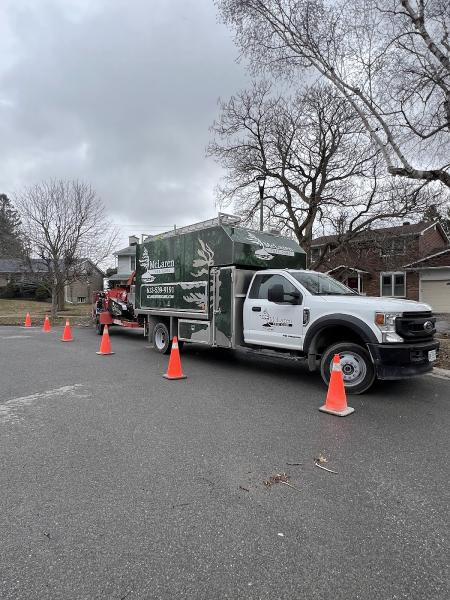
[318, 295, 432, 313]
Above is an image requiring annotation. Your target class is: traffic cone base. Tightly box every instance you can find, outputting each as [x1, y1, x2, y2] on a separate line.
[163, 337, 186, 380]
[97, 325, 114, 355]
[163, 372, 186, 380]
[319, 404, 355, 417]
[319, 354, 354, 417]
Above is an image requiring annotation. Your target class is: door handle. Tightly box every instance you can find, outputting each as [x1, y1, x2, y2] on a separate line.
[252, 306, 261, 312]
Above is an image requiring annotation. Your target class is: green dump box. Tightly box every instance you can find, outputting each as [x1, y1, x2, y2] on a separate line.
[135, 214, 306, 319]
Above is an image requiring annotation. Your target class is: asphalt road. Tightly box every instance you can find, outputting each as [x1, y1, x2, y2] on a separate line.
[0, 325, 449, 600]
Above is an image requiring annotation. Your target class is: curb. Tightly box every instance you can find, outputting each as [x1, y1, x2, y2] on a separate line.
[428, 367, 450, 380]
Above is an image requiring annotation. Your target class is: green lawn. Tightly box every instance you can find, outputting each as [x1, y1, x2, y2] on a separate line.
[0, 299, 92, 325]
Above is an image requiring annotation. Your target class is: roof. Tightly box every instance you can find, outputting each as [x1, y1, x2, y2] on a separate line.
[107, 273, 132, 281]
[404, 248, 450, 269]
[326, 265, 370, 275]
[114, 245, 137, 256]
[0, 257, 104, 276]
[311, 221, 445, 247]
[0, 258, 49, 273]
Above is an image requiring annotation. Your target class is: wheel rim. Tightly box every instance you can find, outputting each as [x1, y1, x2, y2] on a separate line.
[155, 328, 166, 350]
[332, 352, 367, 387]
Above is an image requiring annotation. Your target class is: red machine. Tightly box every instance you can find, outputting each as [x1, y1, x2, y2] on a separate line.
[92, 272, 142, 334]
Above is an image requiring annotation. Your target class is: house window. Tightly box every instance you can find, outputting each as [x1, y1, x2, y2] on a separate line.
[131, 256, 136, 271]
[380, 238, 406, 256]
[310, 247, 321, 262]
[77, 296, 87, 303]
[380, 272, 405, 297]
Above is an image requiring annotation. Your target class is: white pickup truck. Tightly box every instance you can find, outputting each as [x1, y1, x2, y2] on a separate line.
[242, 269, 438, 393]
[128, 217, 438, 394]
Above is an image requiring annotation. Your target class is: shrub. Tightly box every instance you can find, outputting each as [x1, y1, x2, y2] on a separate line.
[1, 282, 17, 298]
[35, 285, 50, 301]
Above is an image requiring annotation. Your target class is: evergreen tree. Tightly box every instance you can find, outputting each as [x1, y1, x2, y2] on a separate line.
[0, 194, 24, 257]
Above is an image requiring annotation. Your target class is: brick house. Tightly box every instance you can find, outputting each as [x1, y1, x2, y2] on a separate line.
[311, 221, 450, 311]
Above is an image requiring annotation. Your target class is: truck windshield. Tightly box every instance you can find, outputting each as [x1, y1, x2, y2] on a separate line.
[290, 271, 358, 296]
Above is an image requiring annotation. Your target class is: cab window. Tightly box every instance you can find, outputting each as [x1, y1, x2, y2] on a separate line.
[249, 274, 301, 303]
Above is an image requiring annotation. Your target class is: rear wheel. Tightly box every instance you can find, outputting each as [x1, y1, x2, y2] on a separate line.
[153, 322, 171, 354]
[95, 318, 104, 336]
[320, 342, 375, 394]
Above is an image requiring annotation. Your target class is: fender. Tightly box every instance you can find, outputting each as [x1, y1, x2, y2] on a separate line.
[303, 314, 379, 354]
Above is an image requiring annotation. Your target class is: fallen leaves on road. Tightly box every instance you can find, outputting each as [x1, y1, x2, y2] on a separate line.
[314, 454, 338, 474]
[263, 472, 301, 492]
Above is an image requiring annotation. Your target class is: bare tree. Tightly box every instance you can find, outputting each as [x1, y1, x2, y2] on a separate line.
[208, 81, 438, 261]
[15, 180, 118, 316]
[215, 0, 450, 188]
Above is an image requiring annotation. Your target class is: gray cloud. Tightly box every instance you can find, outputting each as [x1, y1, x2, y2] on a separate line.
[0, 0, 248, 246]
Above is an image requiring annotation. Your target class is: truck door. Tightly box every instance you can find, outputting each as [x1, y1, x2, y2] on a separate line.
[213, 266, 234, 348]
[244, 273, 303, 350]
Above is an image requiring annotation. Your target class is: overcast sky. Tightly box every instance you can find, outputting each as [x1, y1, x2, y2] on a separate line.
[0, 0, 248, 248]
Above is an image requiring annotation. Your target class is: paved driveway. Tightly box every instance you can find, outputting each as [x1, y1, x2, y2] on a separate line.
[0, 325, 449, 599]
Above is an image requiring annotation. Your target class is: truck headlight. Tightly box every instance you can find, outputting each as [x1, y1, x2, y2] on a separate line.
[375, 312, 403, 343]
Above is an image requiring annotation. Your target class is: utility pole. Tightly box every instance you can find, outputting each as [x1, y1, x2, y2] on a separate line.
[254, 175, 266, 232]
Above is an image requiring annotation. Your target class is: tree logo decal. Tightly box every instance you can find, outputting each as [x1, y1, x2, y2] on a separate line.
[191, 239, 215, 277]
[246, 232, 274, 260]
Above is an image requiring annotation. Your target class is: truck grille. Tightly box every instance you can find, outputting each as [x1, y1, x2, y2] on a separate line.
[396, 311, 436, 341]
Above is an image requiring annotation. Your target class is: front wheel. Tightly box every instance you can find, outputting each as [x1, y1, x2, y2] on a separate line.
[320, 342, 375, 395]
[153, 322, 171, 354]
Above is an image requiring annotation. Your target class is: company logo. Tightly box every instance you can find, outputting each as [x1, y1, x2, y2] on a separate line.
[139, 247, 175, 282]
[147, 259, 175, 273]
[141, 257, 175, 283]
[423, 321, 434, 332]
[247, 232, 294, 261]
[260, 309, 293, 329]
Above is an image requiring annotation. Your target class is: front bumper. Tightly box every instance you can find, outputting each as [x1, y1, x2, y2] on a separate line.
[367, 340, 439, 380]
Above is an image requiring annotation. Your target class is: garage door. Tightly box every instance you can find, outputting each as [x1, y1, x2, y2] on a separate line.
[421, 280, 450, 312]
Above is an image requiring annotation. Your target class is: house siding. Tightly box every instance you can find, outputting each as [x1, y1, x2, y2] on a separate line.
[65, 270, 104, 303]
[117, 254, 134, 275]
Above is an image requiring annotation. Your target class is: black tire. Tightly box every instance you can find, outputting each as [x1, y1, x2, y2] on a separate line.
[153, 322, 171, 354]
[320, 342, 375, 395]
[95, 319, 104, 336]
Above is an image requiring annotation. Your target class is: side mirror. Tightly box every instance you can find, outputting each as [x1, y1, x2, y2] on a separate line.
[285, 291, 301, 305]
[268, 284, 284, 303]
[268, 285, 301, 304]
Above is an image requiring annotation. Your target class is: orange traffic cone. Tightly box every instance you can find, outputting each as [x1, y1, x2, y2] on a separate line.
[319, 354, 355, 417]
[61, 320, 73, 342]
[24, 313, 32, 328]
[42, 315, 51, 332]
[163, 337, 186, 380]
[96, 324, 114, 355]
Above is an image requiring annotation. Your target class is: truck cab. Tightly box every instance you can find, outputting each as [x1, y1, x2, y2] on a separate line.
[243, 269, 438, 393]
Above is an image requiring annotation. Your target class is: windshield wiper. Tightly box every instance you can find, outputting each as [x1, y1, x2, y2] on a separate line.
[318, 291, 357, 296]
